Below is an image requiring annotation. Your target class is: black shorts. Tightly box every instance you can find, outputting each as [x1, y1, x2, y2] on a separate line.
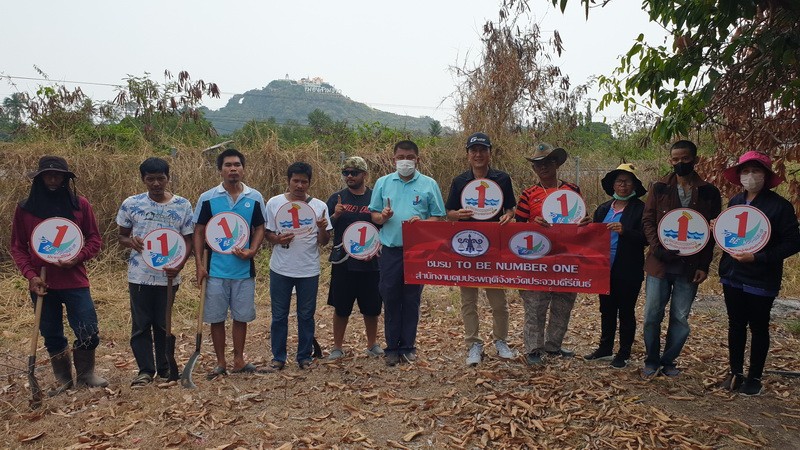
[327, 264, 381, 317]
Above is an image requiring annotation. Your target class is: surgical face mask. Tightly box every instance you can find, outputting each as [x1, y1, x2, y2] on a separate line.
[396, 159, 416, 177]
[740, 172, 765, 192]
[672, 161, 695, 177]
[613, 192, 637, 201]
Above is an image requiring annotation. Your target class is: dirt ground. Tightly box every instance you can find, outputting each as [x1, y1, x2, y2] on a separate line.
[1, 266, 799, 449]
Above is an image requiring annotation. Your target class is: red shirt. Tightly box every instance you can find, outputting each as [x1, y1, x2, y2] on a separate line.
[515, 181, 581, 222]
[10, 196, 102, 290]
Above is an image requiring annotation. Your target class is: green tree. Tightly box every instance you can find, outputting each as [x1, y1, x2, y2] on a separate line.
[546, 0, 800, 206]
[429, 120, 442, 137]
[307, 108, 334, 135]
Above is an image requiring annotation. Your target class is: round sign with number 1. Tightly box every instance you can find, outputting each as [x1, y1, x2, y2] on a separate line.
[542, 190, 587, 224]
[713, 205, 771, 255]
[142, 228, 188, 270]
[205, 212, 250, 254]
[31, 217, 84, 263]
[342, 221, 381, 260]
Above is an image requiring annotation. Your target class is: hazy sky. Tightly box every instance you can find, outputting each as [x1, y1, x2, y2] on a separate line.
[1, 1, 668, 128]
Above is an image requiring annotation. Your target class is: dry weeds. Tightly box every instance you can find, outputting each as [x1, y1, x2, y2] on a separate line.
[0, 253, 799, 449]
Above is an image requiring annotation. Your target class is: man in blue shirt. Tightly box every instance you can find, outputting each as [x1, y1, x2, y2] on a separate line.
[193, 149, 266, 378]
[369, 140, 446, 366]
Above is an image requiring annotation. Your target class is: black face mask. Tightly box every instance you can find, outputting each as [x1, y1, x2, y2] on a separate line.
[673, 161, 695, 177]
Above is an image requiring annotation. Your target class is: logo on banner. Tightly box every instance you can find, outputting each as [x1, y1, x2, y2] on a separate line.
[461, 179, 503, 220]
[276, 201, 317, 238]
[451, 230, 488, 257]
[542, 190, 587, 224]
[713, 205, 771, 255]
[205, 212, 250, 254]
[31, 217, 84, 263]
[508, 231, 551, 260]
[142, 228, 188, 270]
[658, 208, 709, 256]
[343, 221, 381, 260]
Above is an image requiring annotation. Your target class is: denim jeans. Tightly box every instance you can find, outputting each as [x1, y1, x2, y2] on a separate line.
[269, 270, 318, 363]
[129, 283, 178, 376]
[379, 247, 423, 355]
[642, 275, 698, 368]
[32, 287, 100, 354]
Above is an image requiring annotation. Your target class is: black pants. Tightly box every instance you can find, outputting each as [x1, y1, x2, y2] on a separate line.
[723, 284, 775, 379]
[597, 276, 642, 357]
[129, 283, 178, 376]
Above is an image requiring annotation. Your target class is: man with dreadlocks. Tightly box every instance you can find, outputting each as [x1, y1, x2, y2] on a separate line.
[10, 156, 107, 395]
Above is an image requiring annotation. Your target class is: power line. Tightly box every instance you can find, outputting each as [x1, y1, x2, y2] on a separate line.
[1, 75, 455, 112]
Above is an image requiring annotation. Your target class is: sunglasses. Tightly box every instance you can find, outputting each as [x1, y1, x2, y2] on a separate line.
[342, 170, 363, 177]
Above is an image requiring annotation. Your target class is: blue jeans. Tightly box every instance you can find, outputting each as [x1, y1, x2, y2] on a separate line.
[379, 247, 423, 355]
[642, 275, 698, 368]
[269, 270, 318, 363]
[32, 287, 100, 354]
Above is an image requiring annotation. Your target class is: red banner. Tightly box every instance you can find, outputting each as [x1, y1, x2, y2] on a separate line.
[402, 221, 610, 294]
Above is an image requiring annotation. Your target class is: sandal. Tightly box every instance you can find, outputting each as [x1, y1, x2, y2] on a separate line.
[232, 363, 257, 374]
[130, 373, 153, 387]
[206, 366, 228, 380]
[257, 360, 285, 374]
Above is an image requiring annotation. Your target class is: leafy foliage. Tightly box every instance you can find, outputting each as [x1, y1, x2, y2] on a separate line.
[548, 0, 800, 212]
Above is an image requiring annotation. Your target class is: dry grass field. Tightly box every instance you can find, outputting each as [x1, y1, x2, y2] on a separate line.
[0, 142, 799, 448]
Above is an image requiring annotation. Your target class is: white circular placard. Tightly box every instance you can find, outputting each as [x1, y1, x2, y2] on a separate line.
[508, 231, 551, 260]
[342, 221, 381, 260]
[657, 208, 710, 256]
[713, 205, 771, 255]
[541, 190, 587, 224]
[142, 228, 188, 270]
[205, 212, 250, 254]
[460, 178, 504, 221]
[31, 217, 84, 263]
[275, 201, 317, 238]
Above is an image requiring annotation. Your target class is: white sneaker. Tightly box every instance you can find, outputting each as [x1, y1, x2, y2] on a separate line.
[466, 343, 483, 366]
[495, 340, 517, 359]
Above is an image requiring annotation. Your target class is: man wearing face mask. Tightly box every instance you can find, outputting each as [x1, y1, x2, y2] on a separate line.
[370, 140, 446, 366]
[641, 140, 721, 379]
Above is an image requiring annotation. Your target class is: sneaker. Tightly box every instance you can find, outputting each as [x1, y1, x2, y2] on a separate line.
[365, 344, 384, 357]
[466, 343, 483, 366]
[583, 349, 613, 361]
[495, 340, 517, 359]
[546, 348, 575, 358]
[298, 359, 314, 370]
[385, 353, 401, 366]
[716, 372, 744, 391]
[661, 365, 681, 377]
[739, 378, 763, 396]
[640, 366, 658, 379]
[401, 352, 417, 363]
[327, 348, 345, 361]
[610, 354, 629, 369]
[525, 351, 543, 366]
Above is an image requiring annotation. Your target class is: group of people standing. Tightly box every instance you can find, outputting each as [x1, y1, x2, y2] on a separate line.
[10, 133, 799, 398]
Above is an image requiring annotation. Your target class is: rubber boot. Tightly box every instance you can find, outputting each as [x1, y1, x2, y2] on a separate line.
[48, 350, 74, 397]
[73, 348, 108, 387]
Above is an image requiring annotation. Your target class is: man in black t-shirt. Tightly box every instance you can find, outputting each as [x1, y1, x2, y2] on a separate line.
[325, 157, 383, 360]
[445, 132, 517, 366]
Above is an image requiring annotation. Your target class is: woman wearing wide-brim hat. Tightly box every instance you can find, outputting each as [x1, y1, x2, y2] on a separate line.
[583, 164, 648, 369]
[716, 151, 800, 396]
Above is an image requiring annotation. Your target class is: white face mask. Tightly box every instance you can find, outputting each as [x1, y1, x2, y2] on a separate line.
[396, 159, 416, 177]
[740, 172, 765, 192]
